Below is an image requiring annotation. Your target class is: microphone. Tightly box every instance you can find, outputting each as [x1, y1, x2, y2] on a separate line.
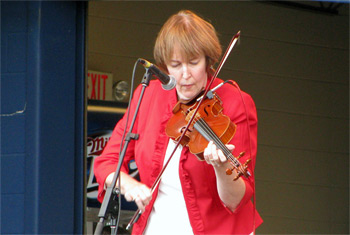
[138, 58, 176, 90]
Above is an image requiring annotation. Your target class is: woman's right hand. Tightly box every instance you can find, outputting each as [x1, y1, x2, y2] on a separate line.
[123, 181, 152, 213]
[105, 171, 152, 213]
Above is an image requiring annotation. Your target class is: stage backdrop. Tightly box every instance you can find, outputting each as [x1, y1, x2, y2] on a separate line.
[87, 1, 349, 234]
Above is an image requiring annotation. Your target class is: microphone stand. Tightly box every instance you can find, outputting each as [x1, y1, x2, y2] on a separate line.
[94, 69, 153, 235]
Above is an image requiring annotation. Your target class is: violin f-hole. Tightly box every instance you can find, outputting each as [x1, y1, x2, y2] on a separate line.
[203, 104, 211, 116]
[180, 126, 192, 134]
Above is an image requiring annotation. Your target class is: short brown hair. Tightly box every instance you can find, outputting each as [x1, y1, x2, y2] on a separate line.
[154, 10, 222, 74]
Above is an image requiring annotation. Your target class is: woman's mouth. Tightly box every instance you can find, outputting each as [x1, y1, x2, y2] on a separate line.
[181, 84, 193, 89]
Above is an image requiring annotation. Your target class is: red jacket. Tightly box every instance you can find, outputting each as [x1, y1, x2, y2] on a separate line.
[94, 77, 263, 234]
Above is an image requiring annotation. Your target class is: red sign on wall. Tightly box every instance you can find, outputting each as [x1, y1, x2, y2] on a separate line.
[87, 70, 113, 101]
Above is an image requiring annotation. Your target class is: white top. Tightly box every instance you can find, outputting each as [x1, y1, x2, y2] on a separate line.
[144, 139, 193, 235]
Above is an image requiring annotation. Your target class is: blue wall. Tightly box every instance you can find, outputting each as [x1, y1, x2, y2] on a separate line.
[1, 1, 86, 234]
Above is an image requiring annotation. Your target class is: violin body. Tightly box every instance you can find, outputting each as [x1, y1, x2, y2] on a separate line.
[166, 92, 236, 160]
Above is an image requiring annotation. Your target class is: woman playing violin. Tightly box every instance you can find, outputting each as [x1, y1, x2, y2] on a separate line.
[94, 10, 262, 234]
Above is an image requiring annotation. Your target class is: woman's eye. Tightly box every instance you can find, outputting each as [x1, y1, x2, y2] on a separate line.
[190, 60, 199, 65]
[170, 63, 180, 68]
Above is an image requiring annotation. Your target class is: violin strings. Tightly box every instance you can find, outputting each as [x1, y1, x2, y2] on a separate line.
[194, 118, 242, 168]
[195, 118, 231, 158]
[197, 119, 242, 170]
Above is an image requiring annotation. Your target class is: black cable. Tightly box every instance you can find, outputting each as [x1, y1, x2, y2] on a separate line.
[112, 59, 139, 235]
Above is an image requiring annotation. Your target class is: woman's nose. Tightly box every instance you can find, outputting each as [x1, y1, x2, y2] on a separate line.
[182, 65, 190, 79]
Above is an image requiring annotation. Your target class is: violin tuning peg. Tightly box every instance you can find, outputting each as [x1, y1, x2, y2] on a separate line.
[233, 172, 242, 181]
[244, 159, 251, 166]
[236, 151, 245, 159]
[226, 168, 233, 175]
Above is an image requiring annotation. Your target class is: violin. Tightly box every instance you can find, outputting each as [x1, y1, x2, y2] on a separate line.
[165, 90, 251, 180]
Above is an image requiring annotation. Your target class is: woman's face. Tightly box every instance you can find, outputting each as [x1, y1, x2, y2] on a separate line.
[166, 47, 208, 102]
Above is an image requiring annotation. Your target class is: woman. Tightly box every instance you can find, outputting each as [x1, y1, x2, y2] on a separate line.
[94, 10, 262, 234]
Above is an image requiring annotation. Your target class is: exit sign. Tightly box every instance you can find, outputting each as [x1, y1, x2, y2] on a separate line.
[87, 70, 113, 101]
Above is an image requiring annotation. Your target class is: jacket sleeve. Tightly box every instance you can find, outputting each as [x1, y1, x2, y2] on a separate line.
[93, 85, 142, 202]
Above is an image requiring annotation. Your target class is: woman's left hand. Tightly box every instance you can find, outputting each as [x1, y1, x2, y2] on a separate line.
[203, 141, 235, 167]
